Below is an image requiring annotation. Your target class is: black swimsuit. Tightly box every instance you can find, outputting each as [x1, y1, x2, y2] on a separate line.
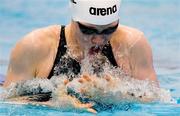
[28, 26, 118, 104]
[47, 25, 118, 79]
[21, 26, 130, 111]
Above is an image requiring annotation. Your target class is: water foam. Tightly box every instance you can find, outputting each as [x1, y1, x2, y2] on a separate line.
[0, 51, 176, 110]
[2, 79, 55, 99]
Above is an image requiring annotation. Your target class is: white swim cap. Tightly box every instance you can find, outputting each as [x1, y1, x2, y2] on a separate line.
[70, 0, 121, 25]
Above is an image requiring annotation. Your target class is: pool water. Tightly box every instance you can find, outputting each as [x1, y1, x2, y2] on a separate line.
[0, 0, 180, 115]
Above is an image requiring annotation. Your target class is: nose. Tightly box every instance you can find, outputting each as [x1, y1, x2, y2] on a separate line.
[91, 35, 105, 45]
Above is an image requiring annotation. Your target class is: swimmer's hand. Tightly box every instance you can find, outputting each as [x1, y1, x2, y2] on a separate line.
[75, 73, 158, 104]
[54, 79, 97, 114]
[66, 94, 97, 113]
[76, 73, 117, 103]
[77, 73, 116, 93]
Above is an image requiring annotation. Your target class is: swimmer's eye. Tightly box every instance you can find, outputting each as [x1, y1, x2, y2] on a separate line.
[77, 22, 119, 35]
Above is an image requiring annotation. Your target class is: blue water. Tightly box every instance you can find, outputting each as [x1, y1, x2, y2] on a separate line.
[0, 0, 180, 115]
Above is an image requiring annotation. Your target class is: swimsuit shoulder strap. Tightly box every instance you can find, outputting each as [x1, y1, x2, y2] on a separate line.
[47, 25, 66, 79]
[102, 42, 118, 67]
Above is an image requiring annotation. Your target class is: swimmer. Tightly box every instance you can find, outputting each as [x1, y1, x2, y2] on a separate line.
[3, 0, 159, 113]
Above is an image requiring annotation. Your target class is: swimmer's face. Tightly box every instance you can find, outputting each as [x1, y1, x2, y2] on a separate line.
[76, 20, 119, 48]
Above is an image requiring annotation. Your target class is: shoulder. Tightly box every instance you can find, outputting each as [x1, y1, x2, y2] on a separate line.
[111, 25, 153, 66]
[119, 25, 144, 46]
[125, 26, 153, 67]
[117, 25, 152, 55]
[11, 25, 61, 64]
[23, 25, 61, 50]
[111, 25, 146, 51]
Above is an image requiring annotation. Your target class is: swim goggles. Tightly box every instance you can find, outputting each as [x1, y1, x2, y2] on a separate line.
[77, 22, 119, 35]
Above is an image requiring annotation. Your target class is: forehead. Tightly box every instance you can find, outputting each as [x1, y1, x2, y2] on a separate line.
[79, 20, 119, 29]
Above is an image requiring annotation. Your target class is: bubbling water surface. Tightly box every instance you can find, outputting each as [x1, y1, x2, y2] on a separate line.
[0, 52, 176, 111]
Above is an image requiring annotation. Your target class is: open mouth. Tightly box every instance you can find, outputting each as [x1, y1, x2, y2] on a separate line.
[88, 45, 101, 55]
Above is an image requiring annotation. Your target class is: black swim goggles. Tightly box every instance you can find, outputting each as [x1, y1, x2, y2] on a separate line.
[77, 22, 119, 35]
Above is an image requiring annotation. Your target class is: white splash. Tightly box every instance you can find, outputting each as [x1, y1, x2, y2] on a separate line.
[0, 51, 176, 109]
[2, 79, 55, 99]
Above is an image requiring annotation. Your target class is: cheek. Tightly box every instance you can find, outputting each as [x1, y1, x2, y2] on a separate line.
[83, 37, 89, 41]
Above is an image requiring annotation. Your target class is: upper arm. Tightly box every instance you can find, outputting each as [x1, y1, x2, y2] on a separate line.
[129, 34, 158, 83]
[3, 37, 37, 87]
[3, 25, 60, 87]
[4, 26, 59, 86]
[3, 29, 48, 87]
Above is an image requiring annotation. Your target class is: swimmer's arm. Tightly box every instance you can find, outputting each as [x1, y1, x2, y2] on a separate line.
[3, 37, 39, 87]
[3, 28, 55, 87]
[3, 26, 61, 87]
[129, 34, 159, 84]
